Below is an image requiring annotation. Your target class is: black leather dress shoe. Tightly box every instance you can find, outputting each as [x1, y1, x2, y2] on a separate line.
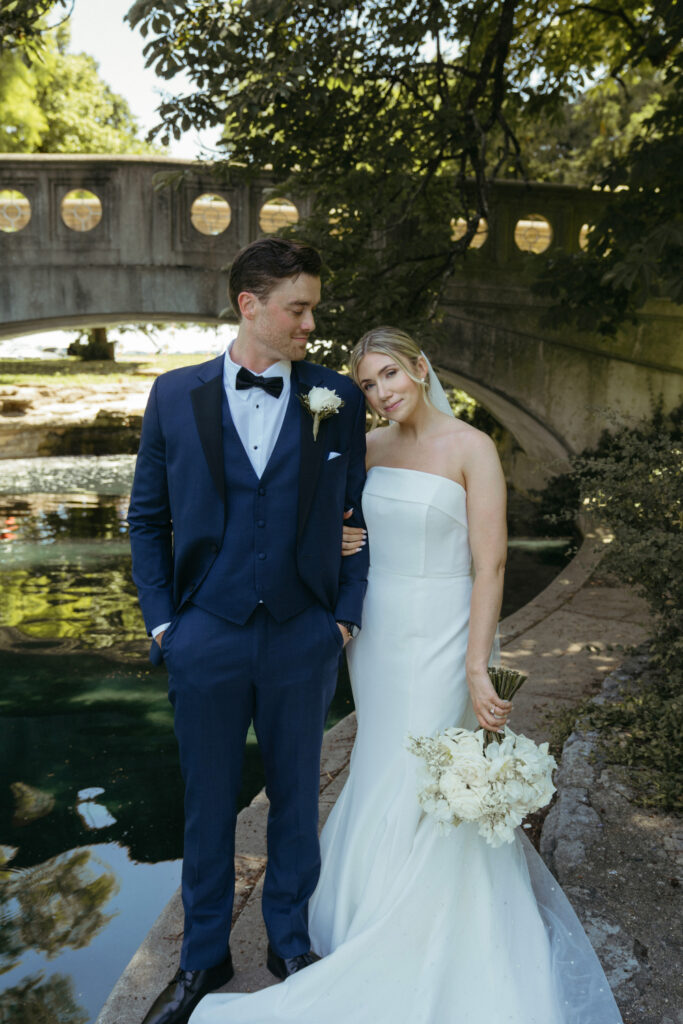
[266, 943, 321, 980]
[141, 952, 234, 1024]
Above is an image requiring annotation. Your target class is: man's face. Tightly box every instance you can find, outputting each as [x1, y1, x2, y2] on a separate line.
[246, 273, 321, 363]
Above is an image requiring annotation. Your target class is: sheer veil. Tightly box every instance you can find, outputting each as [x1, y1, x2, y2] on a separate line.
[422, 353, 455, 418]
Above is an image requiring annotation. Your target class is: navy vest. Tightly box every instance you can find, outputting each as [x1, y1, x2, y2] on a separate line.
[192, 385, 316, 624]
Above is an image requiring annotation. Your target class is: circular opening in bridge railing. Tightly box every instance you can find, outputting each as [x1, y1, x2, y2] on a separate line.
[191, 193, 232, 235]
[451, 216, 488, 249]
[514, 214, 552, 254]
[61, 189, 103, 232]
[259, 198, 299, 233]
[578, 223, 595, 251]
[0, 189, 31, 233]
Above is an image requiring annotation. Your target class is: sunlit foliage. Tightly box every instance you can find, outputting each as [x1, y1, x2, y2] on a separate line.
[127, 0, 682, 347]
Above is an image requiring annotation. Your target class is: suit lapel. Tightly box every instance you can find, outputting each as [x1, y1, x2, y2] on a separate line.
[294, 362, 328, 540]
[190, 356, 225, 504]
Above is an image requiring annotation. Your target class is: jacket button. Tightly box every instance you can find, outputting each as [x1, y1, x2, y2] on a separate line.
[258, 552, 266, 560]
[210, 543, 219, 553]
[258, 487, 266, 496]
[256, 519, 265, 528]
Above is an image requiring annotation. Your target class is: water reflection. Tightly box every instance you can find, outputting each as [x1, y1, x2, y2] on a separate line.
[0, 455, 137, 497]
[0, 973, 88, 1024]
[0, 842, 182, 1024]
[1, 849, 118, 970]
[0, 660, 185, 865]
[1, 494, 142, 649]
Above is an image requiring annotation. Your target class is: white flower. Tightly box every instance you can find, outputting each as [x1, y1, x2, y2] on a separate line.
[307, 386, 343, 414]
[300, 386, 344, 440]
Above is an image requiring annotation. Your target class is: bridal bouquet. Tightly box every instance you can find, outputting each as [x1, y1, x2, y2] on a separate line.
[407, 668, 557, 847]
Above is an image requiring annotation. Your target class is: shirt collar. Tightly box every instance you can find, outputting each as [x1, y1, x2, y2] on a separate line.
[223, 341, 291, 398]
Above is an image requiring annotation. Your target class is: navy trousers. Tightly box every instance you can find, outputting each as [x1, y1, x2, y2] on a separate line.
[162, 601, 343, 970]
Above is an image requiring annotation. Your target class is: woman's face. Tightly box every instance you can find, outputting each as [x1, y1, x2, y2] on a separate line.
[357, 351, 423, 422]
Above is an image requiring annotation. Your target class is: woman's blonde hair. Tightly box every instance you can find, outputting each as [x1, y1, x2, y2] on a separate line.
[349, 326, 430, 423]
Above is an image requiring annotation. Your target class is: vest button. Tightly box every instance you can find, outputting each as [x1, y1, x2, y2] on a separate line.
[210, 543, 218, 553]
[256, 519, 265, 528]
[258, 552, 266, 560]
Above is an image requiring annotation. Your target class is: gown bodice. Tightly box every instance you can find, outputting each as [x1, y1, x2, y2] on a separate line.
[362, 466, 472, 579]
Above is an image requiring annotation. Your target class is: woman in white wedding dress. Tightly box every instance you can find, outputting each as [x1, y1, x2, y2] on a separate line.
[190, 327, 623, 1024]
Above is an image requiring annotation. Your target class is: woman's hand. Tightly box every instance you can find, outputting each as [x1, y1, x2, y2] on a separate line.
[467, 666, 512, 732]
[342, 508, 366, 557]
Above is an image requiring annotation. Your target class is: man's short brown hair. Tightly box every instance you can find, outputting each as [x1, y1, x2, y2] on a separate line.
[228, 237, 322, 317]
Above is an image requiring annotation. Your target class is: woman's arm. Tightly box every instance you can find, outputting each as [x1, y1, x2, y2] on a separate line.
[460, 430, 511, 731]
[341, 425, 383, 555]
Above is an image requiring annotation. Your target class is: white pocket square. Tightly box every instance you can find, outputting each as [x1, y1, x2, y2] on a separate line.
[327, 451, 342, 461]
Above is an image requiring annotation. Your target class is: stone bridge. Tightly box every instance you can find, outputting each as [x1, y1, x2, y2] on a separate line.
[1, 154, 680, 486]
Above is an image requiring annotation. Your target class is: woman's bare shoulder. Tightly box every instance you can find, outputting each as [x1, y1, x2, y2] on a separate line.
[440, 419, 501, 481]
[365, 425, 393, 465]
[444, 417, 497, 450]
[366, 425, 392, 447]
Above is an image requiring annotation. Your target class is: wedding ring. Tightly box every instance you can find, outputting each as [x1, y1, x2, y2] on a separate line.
[489, 706, 496, 716]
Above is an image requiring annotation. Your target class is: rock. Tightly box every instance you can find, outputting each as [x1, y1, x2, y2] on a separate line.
[11, 780, 56, 825]
[0, 844, 18, 866]
[1, 396, 33, 415]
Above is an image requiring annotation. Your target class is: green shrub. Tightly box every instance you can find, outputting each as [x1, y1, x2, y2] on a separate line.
[572, 405, 682, 675]
[584, 663, 683, 813]
[540, 404, 683, 811]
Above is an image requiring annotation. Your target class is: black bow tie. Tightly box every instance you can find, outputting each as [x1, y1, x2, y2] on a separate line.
[235, 366, 284, 399]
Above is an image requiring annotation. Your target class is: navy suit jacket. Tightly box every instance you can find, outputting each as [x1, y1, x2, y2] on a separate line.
[128, 354, 369, 654]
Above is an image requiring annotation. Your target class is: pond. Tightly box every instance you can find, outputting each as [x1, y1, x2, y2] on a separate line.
[0, 455, 575, 1023]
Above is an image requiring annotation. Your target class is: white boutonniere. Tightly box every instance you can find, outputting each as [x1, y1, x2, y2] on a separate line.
[299, 386, 344, 440]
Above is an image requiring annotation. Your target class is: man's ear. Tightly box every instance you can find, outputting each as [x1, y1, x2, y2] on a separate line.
[238, 290, 258, 321]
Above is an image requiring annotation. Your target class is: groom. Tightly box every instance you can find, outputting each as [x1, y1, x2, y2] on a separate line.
[128, 237, 369, 1024]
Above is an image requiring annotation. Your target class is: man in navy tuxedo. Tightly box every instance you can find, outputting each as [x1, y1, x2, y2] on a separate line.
[128, 237, 369, 1024]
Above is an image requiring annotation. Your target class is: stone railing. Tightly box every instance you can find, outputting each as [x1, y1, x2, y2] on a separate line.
[0, 155, 308, 270]
[0, 154, 618, 341]
[0, 154, 607, 267]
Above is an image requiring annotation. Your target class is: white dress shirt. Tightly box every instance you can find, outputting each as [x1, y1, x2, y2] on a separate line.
[151, 344, 292, 638]
[223, 341, 292, 477]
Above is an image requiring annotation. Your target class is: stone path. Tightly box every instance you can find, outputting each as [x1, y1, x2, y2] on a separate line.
[96, 530, 652, 1024]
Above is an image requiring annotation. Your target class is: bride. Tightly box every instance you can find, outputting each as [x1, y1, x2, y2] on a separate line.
[189, 326, 623, 1024]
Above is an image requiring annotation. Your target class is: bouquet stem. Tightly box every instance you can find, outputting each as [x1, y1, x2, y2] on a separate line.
[485, 666, 528, 748]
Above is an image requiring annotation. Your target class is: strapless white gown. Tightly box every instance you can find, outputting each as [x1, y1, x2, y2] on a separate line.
[190, 467, 623, 1024]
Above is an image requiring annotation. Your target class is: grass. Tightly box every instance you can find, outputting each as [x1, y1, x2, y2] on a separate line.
[0, 353, 213, 387]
